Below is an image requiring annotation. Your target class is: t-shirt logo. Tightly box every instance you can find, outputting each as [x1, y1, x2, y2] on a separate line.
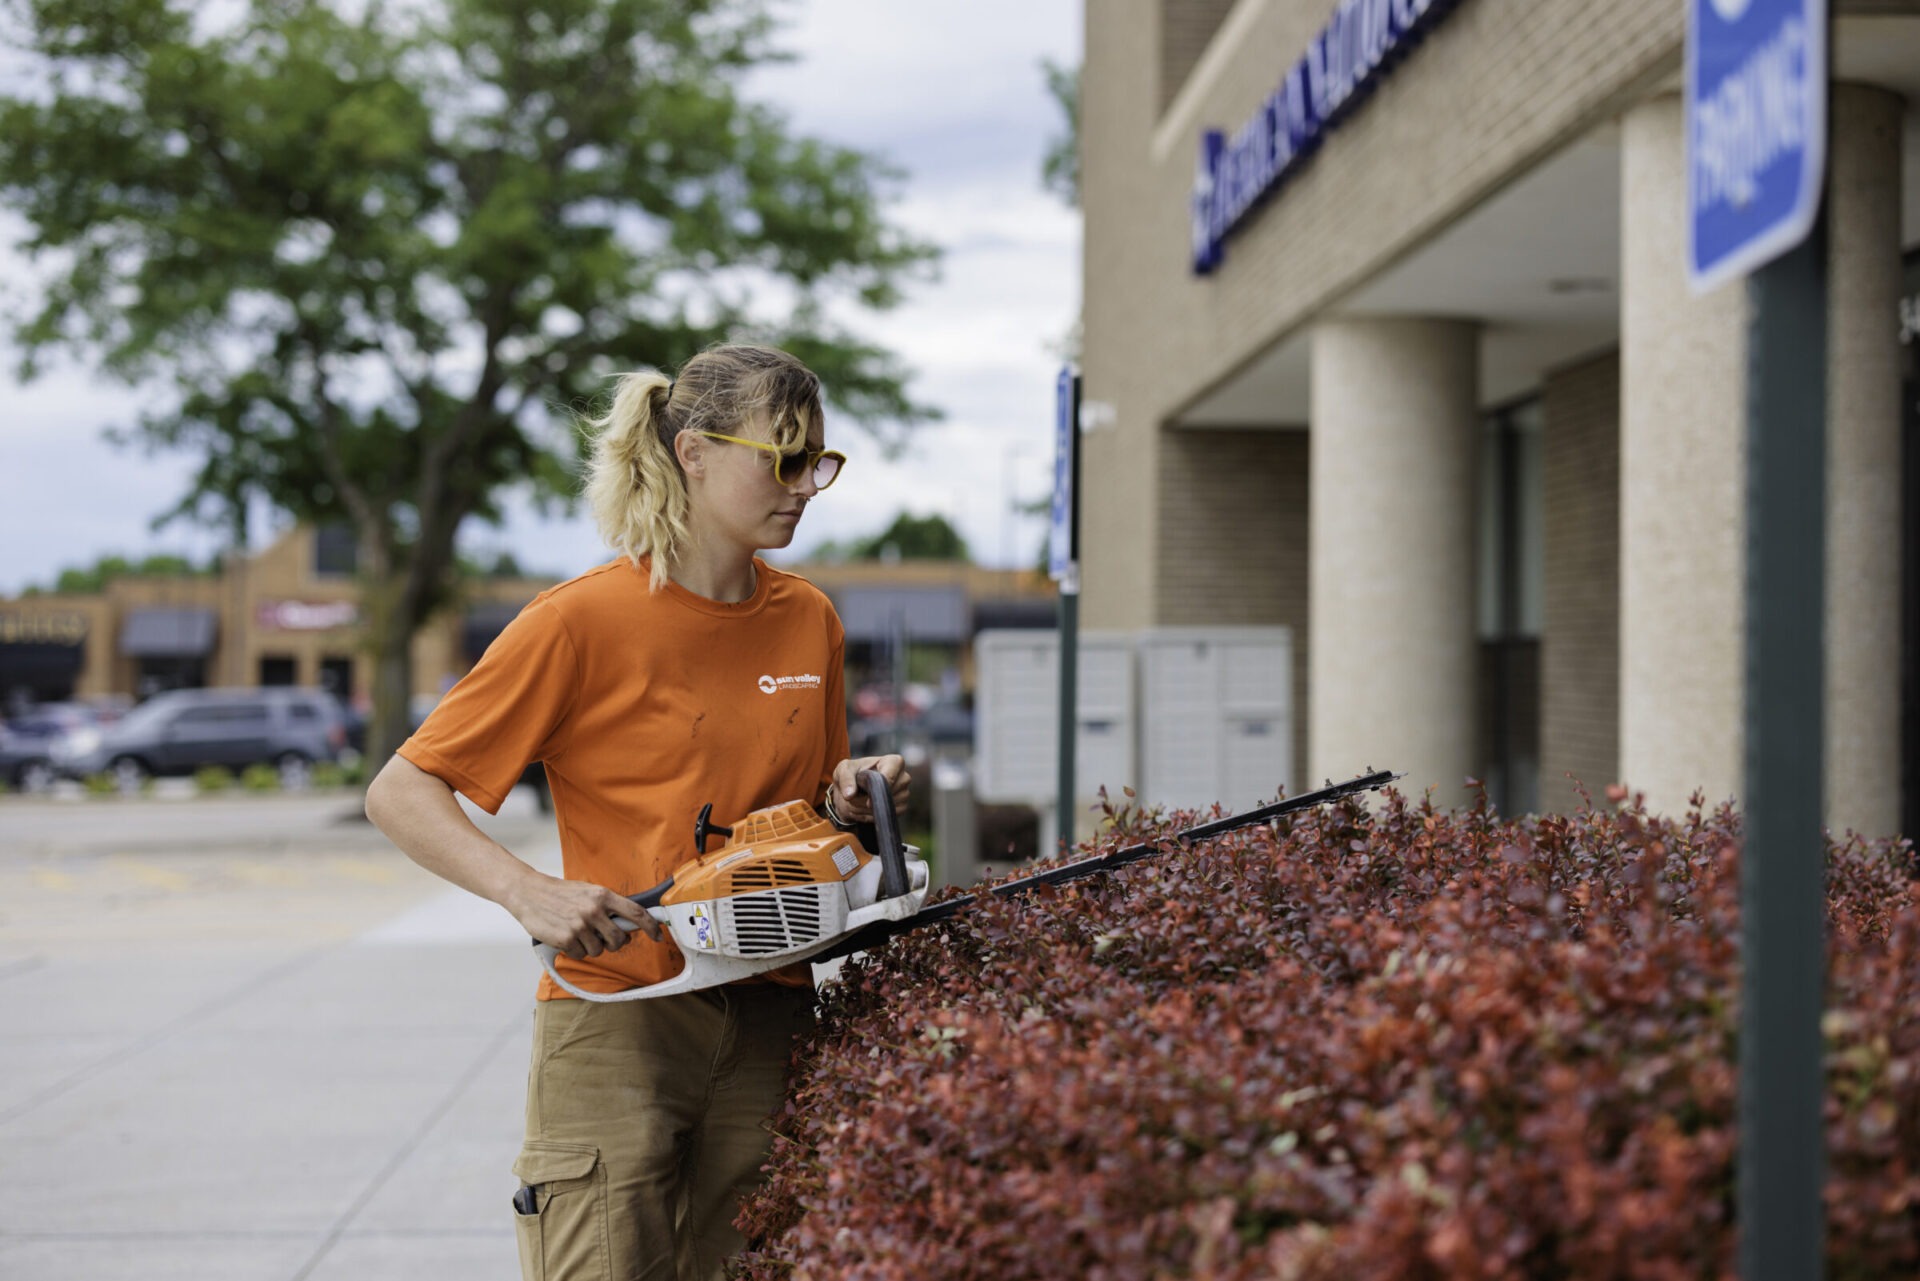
[757, 673, 823, 694]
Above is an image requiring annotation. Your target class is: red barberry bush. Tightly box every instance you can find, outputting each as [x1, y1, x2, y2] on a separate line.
[734, 787, 1920, 1280]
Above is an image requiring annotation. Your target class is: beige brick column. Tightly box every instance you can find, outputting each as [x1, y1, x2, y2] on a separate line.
[1155, 428, 1310, 782]
[1825, 83, 1905, 838]
[1308, 317, 1479, 804]
[1540, 352, 1621, 813]
[1619, 94, 1748, 816]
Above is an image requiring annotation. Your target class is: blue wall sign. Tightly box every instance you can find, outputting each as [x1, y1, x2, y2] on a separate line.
[1686, 0, 1826, 292]
[1190, 0, 1463, 275]
[1047, 366, 1078, 584]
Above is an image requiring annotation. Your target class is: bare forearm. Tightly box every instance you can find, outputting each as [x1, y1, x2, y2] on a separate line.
[364, 754, 539, 912]
[364, 753, 656, 956]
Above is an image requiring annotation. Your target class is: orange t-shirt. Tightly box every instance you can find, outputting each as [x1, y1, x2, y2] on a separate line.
[397, 556, 848, 999]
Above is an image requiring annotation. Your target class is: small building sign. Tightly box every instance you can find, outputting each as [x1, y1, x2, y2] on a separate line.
[256, 600, 360, 631]
[0, 612, 88, 645]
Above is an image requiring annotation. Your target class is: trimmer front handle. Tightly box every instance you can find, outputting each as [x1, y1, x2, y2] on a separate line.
[855, 767, 911, 901]
[529, 882, 671, 1002]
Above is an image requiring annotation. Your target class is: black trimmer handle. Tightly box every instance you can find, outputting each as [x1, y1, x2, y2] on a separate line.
[627, 876, 674, 912]
[526, 876, 673, 952]
[856, 768, 910, 900]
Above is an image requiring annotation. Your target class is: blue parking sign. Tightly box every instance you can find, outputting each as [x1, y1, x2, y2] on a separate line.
[1687, 0, 1827, 292]
[1047, 366, 1078, 583]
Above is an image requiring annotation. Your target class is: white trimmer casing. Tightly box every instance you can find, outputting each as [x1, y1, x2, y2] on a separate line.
[536, 844, 928, 1003]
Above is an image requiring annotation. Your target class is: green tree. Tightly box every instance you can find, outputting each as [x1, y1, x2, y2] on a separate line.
[0, 0, 938, 762]
[1035, 53, 1078, 564]
[1040, 57, 1078, 208]
[827, 511, 970, 562]
[802, 510, 967, 560]
[453, 547, 554, 580]
[478, 550, 526, 580]
[44, 552, 210, 594]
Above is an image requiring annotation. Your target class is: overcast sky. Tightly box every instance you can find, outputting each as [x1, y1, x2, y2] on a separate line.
[0, 0, 1083, 596]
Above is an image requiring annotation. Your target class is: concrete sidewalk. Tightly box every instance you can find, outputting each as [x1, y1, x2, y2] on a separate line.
[0, 791, 561, 1280]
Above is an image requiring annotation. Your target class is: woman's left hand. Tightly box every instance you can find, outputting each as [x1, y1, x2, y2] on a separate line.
[829, 754, 912, 824]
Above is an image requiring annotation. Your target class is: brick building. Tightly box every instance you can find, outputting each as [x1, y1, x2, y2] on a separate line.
[0, 527, 553, 712]
[1080, 0, 1920, 833]
[0, 525, 1055, 715]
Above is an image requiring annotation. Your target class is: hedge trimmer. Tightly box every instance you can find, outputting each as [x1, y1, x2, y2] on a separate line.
[534, 767, 1400, 1002]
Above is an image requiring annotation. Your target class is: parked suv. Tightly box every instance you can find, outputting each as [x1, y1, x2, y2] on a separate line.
[51, 687, 348, 789]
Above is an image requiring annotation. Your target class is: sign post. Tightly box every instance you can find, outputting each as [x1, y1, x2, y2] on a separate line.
[1687, 0, 1829, 1275]
[1048, 367, 1082, 855]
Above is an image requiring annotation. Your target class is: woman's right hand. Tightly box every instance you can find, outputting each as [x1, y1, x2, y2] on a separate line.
[508, 872, 663, 958]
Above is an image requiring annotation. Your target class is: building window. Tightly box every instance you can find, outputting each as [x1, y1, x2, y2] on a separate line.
[136, 659, 205, 700]
[319, 655, 355, 702]
[313, 524, 358, 578]
[1478, 398, 1543, 815]
[259, 655, 297, 686]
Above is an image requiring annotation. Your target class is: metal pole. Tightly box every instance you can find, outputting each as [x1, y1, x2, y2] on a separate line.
[1739, 202, 1828, 1281]
[890, 607, 908, 758]
[1056, 582, 1078, 857]
[1055, 371, 1083, 857]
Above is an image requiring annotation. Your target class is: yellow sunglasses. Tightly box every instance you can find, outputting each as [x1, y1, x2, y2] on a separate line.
[697, 432, 846, 490]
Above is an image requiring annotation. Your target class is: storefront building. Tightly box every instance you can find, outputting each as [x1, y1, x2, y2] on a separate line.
[0, 526, 553, 712]
[0, 526, 1057, 716]
[1082, 0, 1920, 833]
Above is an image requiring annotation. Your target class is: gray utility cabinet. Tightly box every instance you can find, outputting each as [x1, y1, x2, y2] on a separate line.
[971, 626, 1292, 817]
[1135, 627, 1292, 815]
[972, 629, 1135, 808]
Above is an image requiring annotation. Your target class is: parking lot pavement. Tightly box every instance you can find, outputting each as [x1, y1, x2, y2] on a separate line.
[0, 786, 560, 1281]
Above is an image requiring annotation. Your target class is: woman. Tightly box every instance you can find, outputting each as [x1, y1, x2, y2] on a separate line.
[365, 343, 909, 1281]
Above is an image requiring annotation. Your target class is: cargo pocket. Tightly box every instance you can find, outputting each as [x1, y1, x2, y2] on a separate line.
[511, 1141, 608, 1281]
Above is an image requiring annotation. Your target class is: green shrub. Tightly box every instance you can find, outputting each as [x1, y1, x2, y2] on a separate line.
[239, 763, 279, 792]
[310, 761, 346, 790]
[82, 772, 118, 796]
[737, 789, 1920, 1279]
[194, 766, 234, 793]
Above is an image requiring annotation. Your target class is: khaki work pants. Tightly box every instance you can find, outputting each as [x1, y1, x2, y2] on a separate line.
[511, 984, 816, 1281]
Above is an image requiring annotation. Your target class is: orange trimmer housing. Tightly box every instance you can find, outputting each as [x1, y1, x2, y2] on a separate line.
[657, 800, 870, 906]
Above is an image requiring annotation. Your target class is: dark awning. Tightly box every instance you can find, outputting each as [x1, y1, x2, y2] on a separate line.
[463, 601, 530, 662]
[971, 598, 1059, 632]
[837, 586, 969, 645]
[119, 608, 218, 658]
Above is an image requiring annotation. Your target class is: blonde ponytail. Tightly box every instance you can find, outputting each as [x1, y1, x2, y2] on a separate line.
[584, 370, 690, 591]
[582, 345, 825, 589]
